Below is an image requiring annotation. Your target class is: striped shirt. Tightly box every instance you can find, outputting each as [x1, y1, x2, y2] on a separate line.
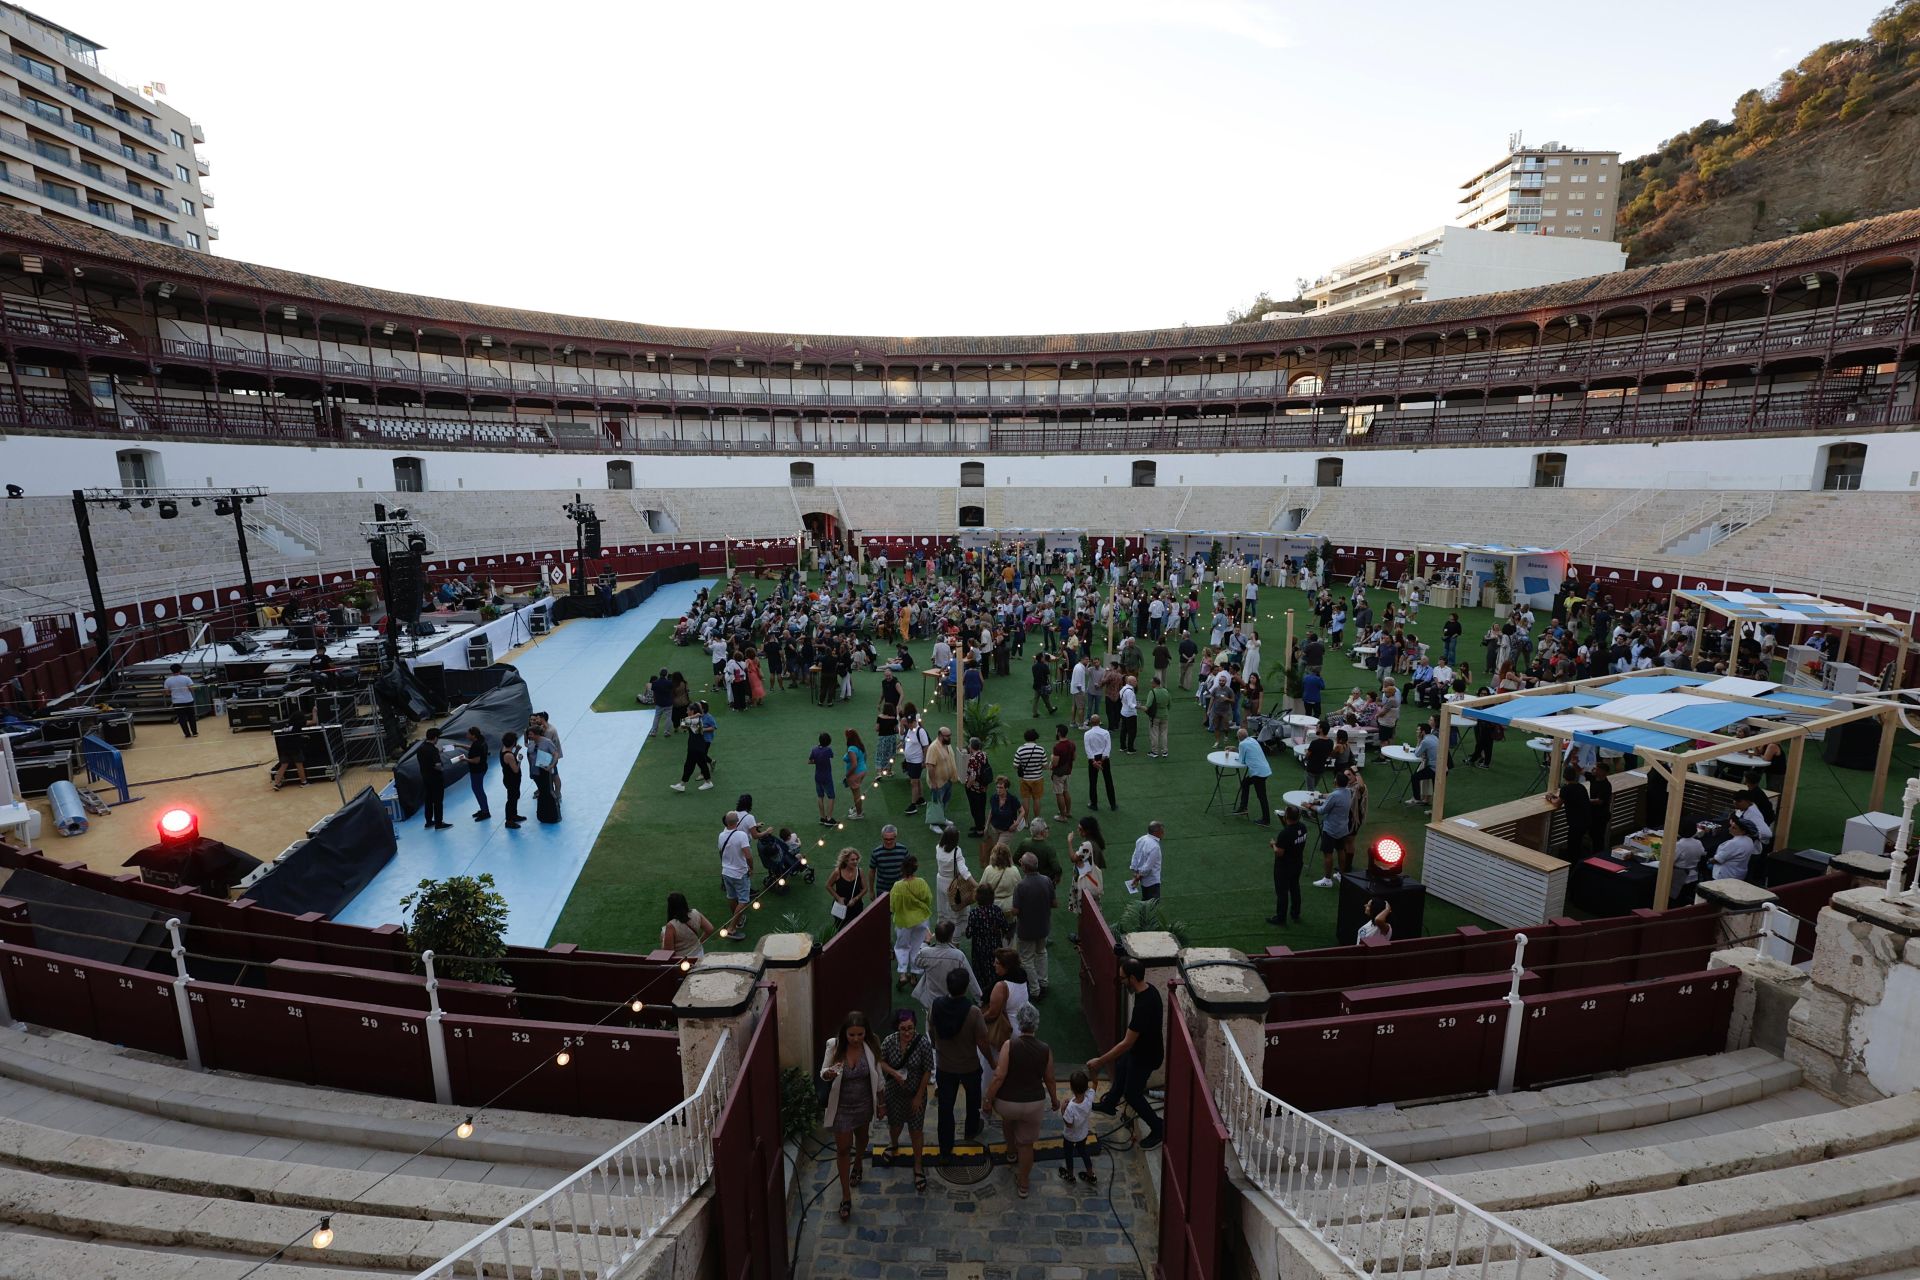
[1013, 742, 1049, 781]
[869, 841, 911, 896]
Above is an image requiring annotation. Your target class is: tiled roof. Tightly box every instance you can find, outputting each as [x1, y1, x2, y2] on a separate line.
[4, 206, 1918, 359]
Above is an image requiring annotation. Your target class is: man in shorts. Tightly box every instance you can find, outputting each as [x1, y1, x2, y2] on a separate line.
[809, 731, 837, 827]
[717, 810, 754, 936]
[1013, 727, 1049, 821]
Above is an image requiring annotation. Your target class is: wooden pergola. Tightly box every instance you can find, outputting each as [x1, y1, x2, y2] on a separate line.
[1434, 667, 1906, 909]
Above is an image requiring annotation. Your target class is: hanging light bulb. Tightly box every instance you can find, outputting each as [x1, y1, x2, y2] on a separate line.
[836, 823, 845, 831]
[751, 900, 762, 910]
[630, 999, 645, 1013]
[817, 838, 826, 847]
[456, 1117, 474, 1140]
[798, 855, 808, 866]
[777, 877, 788, 887]
[311, 1218, 335, 1250]
[680, 959, 694, 971]
[555, 1050, 572, 1067]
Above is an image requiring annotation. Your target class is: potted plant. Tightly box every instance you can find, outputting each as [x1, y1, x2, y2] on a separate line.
[399, 874, 511, 985]
[1113, 898, 1192, 946]
[1490, 563, 1513, 620]
[963, 701, 1008, 749]
[1284, 659, 1306, 715]
[1208, 539, 1223, 571]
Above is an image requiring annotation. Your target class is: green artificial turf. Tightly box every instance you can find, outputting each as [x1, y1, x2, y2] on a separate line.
[549, 577, 1920, 1064]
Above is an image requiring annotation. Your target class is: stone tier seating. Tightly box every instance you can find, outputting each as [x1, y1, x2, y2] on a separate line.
[0, 1026, 651, 1279]
[1354, 1069, 1920, 1279]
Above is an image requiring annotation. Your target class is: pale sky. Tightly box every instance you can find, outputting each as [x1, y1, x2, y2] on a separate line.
[70, 0, 1891, 337]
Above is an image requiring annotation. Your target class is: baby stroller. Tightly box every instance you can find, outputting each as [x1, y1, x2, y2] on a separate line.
[758, 829, 817, 893]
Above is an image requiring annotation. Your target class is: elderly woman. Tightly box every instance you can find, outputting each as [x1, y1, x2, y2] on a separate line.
[983, 1001, 1057, 1199]
[979, 842, 1021, 905]
[878, 1007, 936, 1193]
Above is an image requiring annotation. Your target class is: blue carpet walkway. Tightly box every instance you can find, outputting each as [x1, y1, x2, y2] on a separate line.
[334, 579, 707, 946]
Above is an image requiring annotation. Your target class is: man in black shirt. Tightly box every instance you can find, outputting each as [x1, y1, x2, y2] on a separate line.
[1586, 762, 1613, 856]
[1030, 654, 1056, 717]
[1268, 807, 1309, 924]
[1089, 957, 1166, 1149]
[1177, 634, 1199, 690]
[1555, 763, 1591, 858]
[411, 727, 452, 829]
[1301, 634, 1326, 675]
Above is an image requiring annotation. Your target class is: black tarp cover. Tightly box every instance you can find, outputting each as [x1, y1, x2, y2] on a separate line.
[389, 668, 533, 818]
[0, 867, 171, 970]
[244, 786, 398, 917]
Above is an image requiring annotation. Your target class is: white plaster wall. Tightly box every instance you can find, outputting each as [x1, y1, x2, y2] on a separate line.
[6, 429, 1919, 495]
[1861, 960, 1920, 1097]
[1422, 227, 1627, 301]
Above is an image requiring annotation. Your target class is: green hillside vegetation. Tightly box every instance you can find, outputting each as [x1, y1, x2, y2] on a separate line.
[1618, 1, 1920, 259]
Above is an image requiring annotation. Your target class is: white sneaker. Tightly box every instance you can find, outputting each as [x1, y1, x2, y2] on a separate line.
[698, 781, 715, 791]
[1312, 877, 1334, 888]
[669, 782, 686, 792]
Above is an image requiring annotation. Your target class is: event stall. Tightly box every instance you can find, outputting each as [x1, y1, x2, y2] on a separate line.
[1421, 668, 1901, 926]
[1416, 543, 1569, 611]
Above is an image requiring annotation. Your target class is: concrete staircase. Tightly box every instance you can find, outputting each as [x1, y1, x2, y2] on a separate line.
[0, 1026, 645, 1278]
[1310, 1050, 1920, 1279]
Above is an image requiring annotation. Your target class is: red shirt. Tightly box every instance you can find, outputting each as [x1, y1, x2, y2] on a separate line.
[1050, 738, 1076, 776]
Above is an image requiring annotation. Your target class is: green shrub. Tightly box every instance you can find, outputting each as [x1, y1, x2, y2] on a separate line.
[399, 874, 511, 984]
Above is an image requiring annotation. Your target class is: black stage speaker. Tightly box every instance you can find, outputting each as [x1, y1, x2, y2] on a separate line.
[584, 516, 602, 558]
[1822, 718, 1881, 770]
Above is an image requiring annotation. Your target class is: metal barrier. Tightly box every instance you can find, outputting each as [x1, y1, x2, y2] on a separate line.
[79, 733, 130, 803]
[415, 1029, 731, 1280]
[1217, 1027, 1605, 1279]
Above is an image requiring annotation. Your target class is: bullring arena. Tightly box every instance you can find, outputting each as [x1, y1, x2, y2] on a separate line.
[0, 198, 1919, 1280]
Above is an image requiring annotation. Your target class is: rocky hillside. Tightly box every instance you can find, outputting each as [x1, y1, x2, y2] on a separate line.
[1619, 1, 1920, 262]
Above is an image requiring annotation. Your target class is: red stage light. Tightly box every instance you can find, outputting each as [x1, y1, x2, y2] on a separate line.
[157, 808, 199, 845]
[1369, 836, 1406, 877]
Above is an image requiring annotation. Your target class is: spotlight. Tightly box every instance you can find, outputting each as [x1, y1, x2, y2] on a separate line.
[156, 281, 175, 299]
[281, 304, 297, 321]
[212, 499, 232, 516]
[190, 497, 202, 507]
[4, 484, 20, 498]
[116, 499, 131, 510]
[157, 807, 199, 847]
[388, 508, 408, 520]
[139, 498, 153, 509]
[311, 1218, 334, 1250]
[157, 499, 179, 520]
[381, 321, 397, 336]
[1368, 835, 1407, 880]
[455, 1117, 474, 1140]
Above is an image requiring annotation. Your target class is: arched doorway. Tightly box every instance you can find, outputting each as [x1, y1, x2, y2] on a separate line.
[802, 510, 839, 545]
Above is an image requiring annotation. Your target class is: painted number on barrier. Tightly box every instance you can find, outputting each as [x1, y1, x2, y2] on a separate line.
[117, 978, 134, 990]
[287, 1007, 303, 1018]
[229, 997, 247, 1009]
[1436, 1017, 1456, 1028]
[360, 1016, 378, 1029]
[1320, 1029, 1340, 1041]
[1709, 979, 1732, 991]
[1579, 1000, 1597, 1011]
[1628, 992, 1646, 1004]
[511, 1032, 531, 1044]
[1530, 1007, 1547, 1019]
[609, 1040, 631, 1051]
[450, 1027, 471, 1039]
[1376, 1024, 1396, 1036]
[1679, 984, 1694, 995]
[1477, 1013, 1498, 1025]
[400, 1022, 420, 1035]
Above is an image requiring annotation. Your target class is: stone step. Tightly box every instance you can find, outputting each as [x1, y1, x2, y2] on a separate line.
[0, 1164, 488, 1273]
[1317, 1047, 1800, 1165]
[0, 1113, 538, 1225]
[0, 1027, 623, 1169]
[1569, 1194, 1920, 1280]
[1436, 1091, 1920, 1211]
[0, 1228, 398, 1280]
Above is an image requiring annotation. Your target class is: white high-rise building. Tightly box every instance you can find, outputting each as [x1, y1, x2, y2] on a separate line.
[0, 4, 214, 251]
[1458, 138, 1619, 240]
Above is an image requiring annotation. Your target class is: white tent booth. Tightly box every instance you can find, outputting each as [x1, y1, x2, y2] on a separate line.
[1142, 530, 1328, 575]
[1417, 542, 1570, 611]
[951, 527, 1088, 552]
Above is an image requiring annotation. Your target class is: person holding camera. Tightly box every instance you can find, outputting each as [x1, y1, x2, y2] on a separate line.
[1357, 898, 1393, 943]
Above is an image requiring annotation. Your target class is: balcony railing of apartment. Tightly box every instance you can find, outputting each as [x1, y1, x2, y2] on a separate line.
[0, 123, 179, 210]
[0, 86, 171, 176]
[4, 170, 182, 243]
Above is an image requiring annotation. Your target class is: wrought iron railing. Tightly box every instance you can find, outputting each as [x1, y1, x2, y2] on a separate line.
[1217, 1027, 1605, 1279]
[414, 1030, 729, 1280]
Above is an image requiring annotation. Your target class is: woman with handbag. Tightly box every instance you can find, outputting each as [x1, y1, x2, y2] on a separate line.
[978, 947, 1030, 1069]
[1068, 816, 1106, 916]
[827, 848, 865, 933]
[934, 823, 973, 928]
[819, 1011, 884, 1222]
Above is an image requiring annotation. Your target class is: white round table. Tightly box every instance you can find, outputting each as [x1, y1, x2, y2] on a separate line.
[1282, 789, 1318, 810]
[1381, 743, 1421, 802]
[1206, 750, 1243, 814]
[1284, 713, 1318, 743]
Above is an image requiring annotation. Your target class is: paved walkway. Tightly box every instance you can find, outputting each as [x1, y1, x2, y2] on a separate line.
[334, 579, 707, 945]
[791, 1106, 1154, 1280]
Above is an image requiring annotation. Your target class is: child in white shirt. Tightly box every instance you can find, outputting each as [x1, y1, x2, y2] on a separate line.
[1059, 1069, 1097, 1185]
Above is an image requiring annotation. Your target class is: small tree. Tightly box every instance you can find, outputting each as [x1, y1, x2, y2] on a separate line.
[1491, 563, 1514, 606]
[399, 874, 511, 985]
[964, 700, 1008, 749]
[1208, 539, 1223, 570]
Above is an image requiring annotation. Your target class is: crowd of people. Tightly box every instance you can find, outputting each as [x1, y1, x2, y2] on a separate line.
[630, 540, 1808, 1209]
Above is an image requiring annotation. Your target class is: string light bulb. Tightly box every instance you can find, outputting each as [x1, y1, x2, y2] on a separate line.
[555, 1050, 572, 1067]
[817, 838, 826, 847]
[456, 1117, 474, 1140]
[751, 900, 762, 910]
[717, 927, 730, 939]
[630, 999, 645, 1013]
[311, 1219, 334, 1250]
[777, 877, 787, 887]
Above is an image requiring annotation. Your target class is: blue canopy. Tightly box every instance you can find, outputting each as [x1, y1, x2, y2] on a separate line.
[1599, 675, 1708, 696]
[1460, 693, 1607, 726]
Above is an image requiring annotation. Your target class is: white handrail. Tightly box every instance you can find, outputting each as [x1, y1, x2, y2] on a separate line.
[414, 1030, 732, 1280]
[1216, 1026, 1606, 1279]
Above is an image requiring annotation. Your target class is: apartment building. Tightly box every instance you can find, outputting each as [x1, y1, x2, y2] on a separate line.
[1301, 225, 1624, 316]
[0, 4, 213, 251]
[1458, 140, 1618, 240]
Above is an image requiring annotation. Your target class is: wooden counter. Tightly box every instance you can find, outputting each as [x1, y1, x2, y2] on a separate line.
[1423, 769, 1757, 927]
